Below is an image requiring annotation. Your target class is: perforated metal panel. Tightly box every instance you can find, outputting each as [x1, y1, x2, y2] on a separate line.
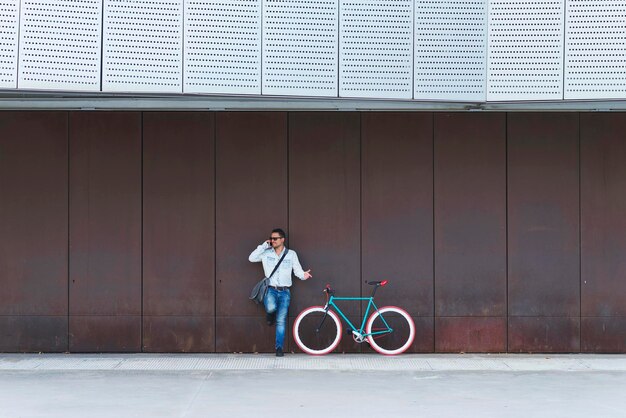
[565, 0, 626, 100]
[18, 0, 102, 91]
[414, 0, 486, 101]
[103, 0, 183, 93]
[262, 0, 338, 97]
[184, 0, 261, 94]
[0, 0, 19, 89]
[339, 0, 413, 99]
[488, 0, 564, 101]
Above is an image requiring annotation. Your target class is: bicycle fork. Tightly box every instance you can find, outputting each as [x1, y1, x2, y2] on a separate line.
[315, 307, 331, 333]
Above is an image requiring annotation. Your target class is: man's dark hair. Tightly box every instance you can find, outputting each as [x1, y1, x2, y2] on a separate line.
[272, 228, 286, 238]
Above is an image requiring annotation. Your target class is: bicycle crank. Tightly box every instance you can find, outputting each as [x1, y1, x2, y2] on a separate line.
[351, 331, 366, 343]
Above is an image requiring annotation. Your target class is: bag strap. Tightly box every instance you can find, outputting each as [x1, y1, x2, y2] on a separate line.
[268, 248, 288, 279]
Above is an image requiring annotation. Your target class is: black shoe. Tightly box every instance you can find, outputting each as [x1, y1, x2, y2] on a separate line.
[276, 348, 284, 357]
[266, 312, 276, 326]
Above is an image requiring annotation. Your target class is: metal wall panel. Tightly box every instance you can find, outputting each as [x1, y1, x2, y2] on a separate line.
[69, 316, 141, 352]
[362, 113, 434, 352]
[435, 317, 506, 352]
[215, 112, 287, 352]
[434, 113, 506, 352]
[143, 112, 215, 352]
[582, 317, 626, 353]
[434, 113, 507, 352]
[216, 317, 276, 353]
[488, 0, 564, 101]
[69, 112, 142, 352]
[507, 113, 580, 352]
[103, 0, 183, 93]
[0, 112, 68, 315]
[0, 111, 68, 351]
[339, 0, 413, 99]
[0, 316, 67, 352]
[509, 317, 580, 352]
[262, 0, 338, 96]
[434, 113, 506, 318]
[508, 114, 579, 301]
[289, 113, 360, 317]
[565, 1, 626, 99]
[0, 0, 19, 89]
[414, 0, 487, 101]
[18, 0, 102, 91]
[184, 0, 261, 94]
[143, 316, 215, 352]
[581, 113, 626, 319]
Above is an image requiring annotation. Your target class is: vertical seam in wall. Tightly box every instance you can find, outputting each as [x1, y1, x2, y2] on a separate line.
[285, 112, 291, 245]
[67, 111, 70, 352]
[578, 112, 582, 351]
[214, 112, 217, 353]
[140, 112, 144, 352]
[359, 112, 363, 338]
[286, 112, 290, 344]
[432, 112, 436, 353]
[505, 112, 509, 353]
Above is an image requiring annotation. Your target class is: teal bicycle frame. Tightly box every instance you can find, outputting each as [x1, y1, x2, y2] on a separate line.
[323, 295, 393, 339]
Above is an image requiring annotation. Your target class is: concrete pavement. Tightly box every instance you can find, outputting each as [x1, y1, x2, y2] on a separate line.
[1, 354, 625, 418]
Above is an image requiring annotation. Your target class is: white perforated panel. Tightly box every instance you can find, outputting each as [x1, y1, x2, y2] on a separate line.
[414, 0, 486, 101]
[103, 0, 183, 93]
[488, 0, 564, 101]
[565, 0, 626, 100]
[339, 0, 413, 99]
[0, 0, 19, 89]
[262, 0, 338, 97]
[184, 0, 261, 94]
[18, 0, 102, 91]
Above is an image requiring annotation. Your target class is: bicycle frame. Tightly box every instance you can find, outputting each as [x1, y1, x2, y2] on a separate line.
[323, 295, 393, 338]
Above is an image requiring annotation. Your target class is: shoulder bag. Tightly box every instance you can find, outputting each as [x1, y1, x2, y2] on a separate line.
[249, 248, 288, 304]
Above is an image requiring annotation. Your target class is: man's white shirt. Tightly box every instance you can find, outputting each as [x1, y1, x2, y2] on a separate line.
[248, 243, 306, 287]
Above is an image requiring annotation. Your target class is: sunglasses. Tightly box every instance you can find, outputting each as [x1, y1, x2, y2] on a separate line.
[269, 237, 283, 241]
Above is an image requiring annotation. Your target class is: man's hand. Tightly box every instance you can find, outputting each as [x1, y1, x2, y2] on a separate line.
[304, 270, 313, 280]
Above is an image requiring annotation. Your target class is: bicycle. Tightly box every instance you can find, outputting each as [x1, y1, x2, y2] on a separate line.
[293, 280, 415, 355]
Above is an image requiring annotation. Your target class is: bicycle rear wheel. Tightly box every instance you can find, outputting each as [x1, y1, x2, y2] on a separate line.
[293, 306, 342, 355]
[366, 306, 415, 355]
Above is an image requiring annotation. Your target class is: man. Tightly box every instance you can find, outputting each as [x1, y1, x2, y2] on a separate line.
[249, 228, 313, 357]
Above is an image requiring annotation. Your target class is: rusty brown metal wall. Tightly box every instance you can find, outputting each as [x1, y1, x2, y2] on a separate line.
[361, 113, 434, 352]
[143, 112, 215, 352]
[434, 113, 507, 352]
[1, 111, 626, 353]
[580, 113, 626, 353]
[288, 112, 361, 352]
[507, 113, 580, 352]
[0, 112, 68, 352]
[215, 112, 288, 353]
[69, 112, 142, 352]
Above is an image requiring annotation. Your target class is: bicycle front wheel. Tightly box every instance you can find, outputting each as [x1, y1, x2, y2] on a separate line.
[293, 306, 342, 355]
[366, 306, 415, 355]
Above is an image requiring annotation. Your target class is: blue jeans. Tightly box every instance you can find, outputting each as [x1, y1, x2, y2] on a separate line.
[264, 287, 291, 350]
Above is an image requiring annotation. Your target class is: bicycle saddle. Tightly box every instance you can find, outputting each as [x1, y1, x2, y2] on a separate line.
[365, 280, 388, 286]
